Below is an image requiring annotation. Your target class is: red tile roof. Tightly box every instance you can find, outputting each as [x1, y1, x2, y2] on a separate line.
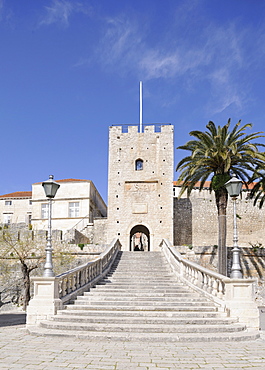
[33, 179, 90, 184]
[173, 180, 257, 190]
[0, 191, 32, 199]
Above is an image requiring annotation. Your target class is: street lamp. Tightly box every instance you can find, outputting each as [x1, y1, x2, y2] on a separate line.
[224, 174, 243, 279]
[42, 175, 60, 277]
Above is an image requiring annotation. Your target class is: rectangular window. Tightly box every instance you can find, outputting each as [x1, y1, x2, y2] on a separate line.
[69, 202, 79, 217]
[41, 203, 49, 219]
[5, 201, 12, 206]
[4, 214, 12, 224]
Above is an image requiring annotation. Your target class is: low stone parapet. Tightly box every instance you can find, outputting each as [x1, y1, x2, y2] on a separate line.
[161, 239, 260, 329]
[26, 239, 121, 327]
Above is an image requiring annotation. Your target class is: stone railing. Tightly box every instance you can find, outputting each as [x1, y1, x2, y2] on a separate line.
[160, 239, 259, 329]
[26, 238, 121, 327]
[64, 214, 91, 243]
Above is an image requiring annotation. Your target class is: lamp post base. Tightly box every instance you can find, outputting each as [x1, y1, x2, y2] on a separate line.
[230, 246, 243, 279]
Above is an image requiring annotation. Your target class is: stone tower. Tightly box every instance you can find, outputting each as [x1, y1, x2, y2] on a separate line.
[107, 124, 174, 251]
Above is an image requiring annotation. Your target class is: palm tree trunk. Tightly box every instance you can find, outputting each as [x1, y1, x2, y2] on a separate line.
[215, 189, 228, 276]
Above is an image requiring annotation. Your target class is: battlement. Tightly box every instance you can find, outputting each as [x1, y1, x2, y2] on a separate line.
[110, 124, 173, 135]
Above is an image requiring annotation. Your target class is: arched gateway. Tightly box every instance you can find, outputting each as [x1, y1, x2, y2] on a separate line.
[130, 225, 150, 251]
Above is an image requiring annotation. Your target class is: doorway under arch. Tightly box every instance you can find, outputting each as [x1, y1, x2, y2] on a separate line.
[130, 225, 150, 251]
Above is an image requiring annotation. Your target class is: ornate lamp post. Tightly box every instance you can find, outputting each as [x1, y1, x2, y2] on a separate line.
[225, 174, 243, 278]
[42, 175, 60, 277]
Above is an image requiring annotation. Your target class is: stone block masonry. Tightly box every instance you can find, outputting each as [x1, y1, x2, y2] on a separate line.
[107, 124, 174, 251]
[174, 190, 265, 248]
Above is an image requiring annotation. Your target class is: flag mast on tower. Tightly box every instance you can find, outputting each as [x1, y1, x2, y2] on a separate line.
[139, 81, 143, 133]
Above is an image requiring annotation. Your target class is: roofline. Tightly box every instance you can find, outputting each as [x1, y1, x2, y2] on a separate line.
[33, 179, 92, 185]
[0, 191, 32, 199]
[173, 181, 257, 190]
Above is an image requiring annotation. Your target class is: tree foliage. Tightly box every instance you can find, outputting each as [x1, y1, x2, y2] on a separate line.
[176, 119, 265, 275]
[177, 119, 265, 195]
[249, 169, 265, 209]
[0, 229, 74, 310]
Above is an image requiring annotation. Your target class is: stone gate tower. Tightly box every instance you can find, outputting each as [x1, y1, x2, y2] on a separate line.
[107, 124, 174, 251]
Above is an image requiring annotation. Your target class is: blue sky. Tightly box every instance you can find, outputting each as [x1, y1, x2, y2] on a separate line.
[1, 0, 265, 203]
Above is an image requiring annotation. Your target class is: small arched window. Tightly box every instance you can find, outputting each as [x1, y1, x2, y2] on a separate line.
[135, 159, 143, 171]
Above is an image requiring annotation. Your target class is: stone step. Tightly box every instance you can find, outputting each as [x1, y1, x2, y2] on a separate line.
[28, 326, 260, 342]
[97, 281, 186, 286]
[92, 284, 188, 290]
[85, 291, 197, 297]
[90, 288, 191, 294]
[66, 304, 219, 312]
[29, 250, 259, 342]
[53, 313, 237, 326]
[40, 321, 246, 334]
[108, 271, 171, 274]
[74, 298, 216, 306]
[76, 296, 212, 303]
[59, 309, 225, 318]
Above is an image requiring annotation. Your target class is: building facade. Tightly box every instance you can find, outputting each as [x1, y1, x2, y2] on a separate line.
[31, 179, 107, 234]
[107, 124, 174, 251]
[0, 191, 32, 226]
[0, 179, 107, 238]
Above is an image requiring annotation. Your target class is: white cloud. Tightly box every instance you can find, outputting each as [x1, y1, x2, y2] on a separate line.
[89, 6, 263, 114]
[97, 16, 143, 67]
[39, 0, 91, 27]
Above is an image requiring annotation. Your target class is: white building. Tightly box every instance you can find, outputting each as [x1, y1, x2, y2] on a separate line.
[0, 191, 32, 225]
[31, 179, 107, 234]
[0, 179, 107, 237]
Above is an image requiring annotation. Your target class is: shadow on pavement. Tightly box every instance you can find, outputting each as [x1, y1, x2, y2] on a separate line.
[0, 313, 26, 327]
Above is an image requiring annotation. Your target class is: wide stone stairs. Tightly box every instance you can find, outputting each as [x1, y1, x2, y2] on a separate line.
[34, 251, 259, 341]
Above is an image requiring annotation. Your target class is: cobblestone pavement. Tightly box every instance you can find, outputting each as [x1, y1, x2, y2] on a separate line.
[1, 313, 265, 369]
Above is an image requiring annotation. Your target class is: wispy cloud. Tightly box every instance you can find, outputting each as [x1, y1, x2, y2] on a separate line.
[97, 14, 246, 85]
[39, 0, 91, 27]
[83, 4, 264, 115]
[0, 0, 14, 25]
[96, 15, 143, 69]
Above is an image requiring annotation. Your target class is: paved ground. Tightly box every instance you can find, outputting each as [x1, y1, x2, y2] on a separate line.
[1, 313, 265, 369]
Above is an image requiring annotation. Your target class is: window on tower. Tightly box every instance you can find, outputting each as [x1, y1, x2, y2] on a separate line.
[135, 159, 143, 171]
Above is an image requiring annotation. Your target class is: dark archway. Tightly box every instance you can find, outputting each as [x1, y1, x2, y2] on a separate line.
[130, 225, 150, 251]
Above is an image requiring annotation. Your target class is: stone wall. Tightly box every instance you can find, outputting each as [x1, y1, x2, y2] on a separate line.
[107, 124, 174, 251]
[82, 218, 108, 245]
[175, 245, 265, 279]
[174, 190, 265, 248]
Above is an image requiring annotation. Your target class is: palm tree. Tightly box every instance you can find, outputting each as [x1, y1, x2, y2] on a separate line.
[249, 169, 265, 209]
[176, 119, 265, 275]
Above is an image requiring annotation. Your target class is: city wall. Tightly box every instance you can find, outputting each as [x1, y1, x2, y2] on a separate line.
[174, 190, 265, 249]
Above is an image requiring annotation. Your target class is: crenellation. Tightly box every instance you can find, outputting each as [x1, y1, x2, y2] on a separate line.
[128, 125, 138, 134]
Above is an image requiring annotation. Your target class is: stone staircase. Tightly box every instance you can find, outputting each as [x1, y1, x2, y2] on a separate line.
[31, 251, 259, 341]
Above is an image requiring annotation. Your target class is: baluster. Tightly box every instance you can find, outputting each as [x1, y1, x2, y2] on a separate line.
[212, 278, 218, 296]
[207, 276, 213, 294]
[58, 279, 62, 298]
[197, 271, 203, 289]
[76, 272, 80, 289]
[86, 266, 89, 283]
[217, 280, 225, 299]
[190, 267, 195, 283]
[62, 278, 67, 297]
[193, 269, 198, 286]
[67, 276, 71, 294]
[202, 273, 208, 292]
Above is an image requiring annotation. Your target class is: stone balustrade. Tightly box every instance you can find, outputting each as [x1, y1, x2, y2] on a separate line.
[160, 239, 260, 329]
[26, 238, 121, 327]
